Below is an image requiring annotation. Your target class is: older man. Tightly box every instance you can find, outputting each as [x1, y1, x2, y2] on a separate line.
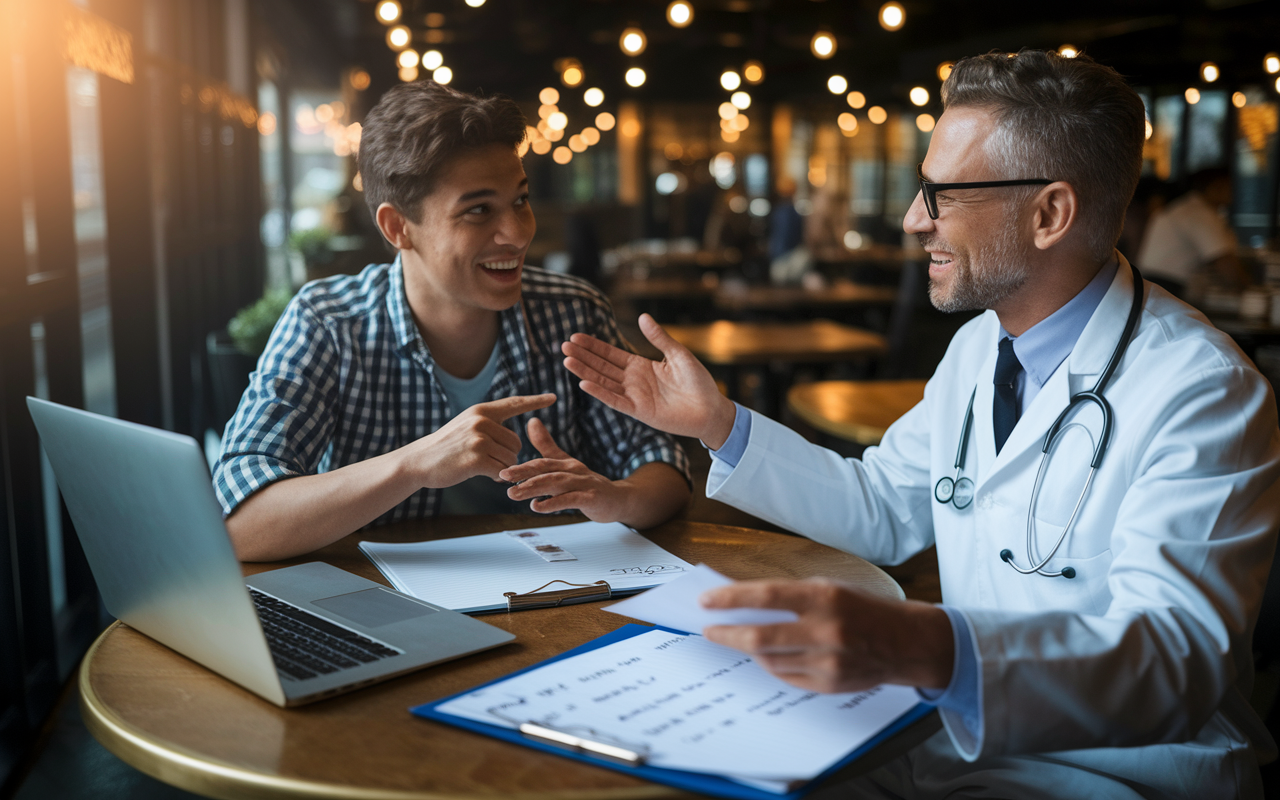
[561, 51, 1280, 797]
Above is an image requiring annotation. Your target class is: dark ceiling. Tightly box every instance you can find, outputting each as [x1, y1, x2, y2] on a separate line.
[268, 0, 1280, 110]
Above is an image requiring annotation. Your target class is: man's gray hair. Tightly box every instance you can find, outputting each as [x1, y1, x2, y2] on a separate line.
[942, 50, 1146, 262]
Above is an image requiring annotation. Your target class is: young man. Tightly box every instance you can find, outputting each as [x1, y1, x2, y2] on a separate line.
[563, 51, 1280, 797]
[215, 81, 689, 562]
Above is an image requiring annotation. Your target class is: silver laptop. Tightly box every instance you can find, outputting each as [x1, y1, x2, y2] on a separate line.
[28, 397, 514, 707]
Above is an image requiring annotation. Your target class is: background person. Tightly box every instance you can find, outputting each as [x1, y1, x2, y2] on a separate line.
[562, 51, 1280, 797]
[1137, 166, 1250, 299]
[215, 81, 690, 562]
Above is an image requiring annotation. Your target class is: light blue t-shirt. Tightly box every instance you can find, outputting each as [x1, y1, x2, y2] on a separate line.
[434, 343, 525, 515]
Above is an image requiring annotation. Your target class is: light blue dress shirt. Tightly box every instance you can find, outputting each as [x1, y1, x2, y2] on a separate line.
[708, 260, 1119, 737]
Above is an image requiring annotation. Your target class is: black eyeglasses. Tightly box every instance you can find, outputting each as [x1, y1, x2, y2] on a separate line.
[916, 163, 1054, 220]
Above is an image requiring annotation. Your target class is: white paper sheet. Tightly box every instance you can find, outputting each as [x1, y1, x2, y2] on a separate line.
[604, 563, 799, 633]
[435, 629, 920, 789]
[359, 521, 695, 613]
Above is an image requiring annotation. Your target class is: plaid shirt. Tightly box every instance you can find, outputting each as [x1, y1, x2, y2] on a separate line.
[214, 261, 689, 526]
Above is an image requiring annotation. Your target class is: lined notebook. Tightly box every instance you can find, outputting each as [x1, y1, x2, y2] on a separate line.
[359, 521, 696, 613]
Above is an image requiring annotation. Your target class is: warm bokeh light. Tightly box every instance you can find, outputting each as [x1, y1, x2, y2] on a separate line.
[581, 127, 600, 145]
[425, 12, 445, 26]
[386, 25, 411, 49]
[433, 66, 452, 84]
[827, 75, 848, 94]
[731, 91, 750, 110]
[398, 65, 418, 82]
[1058, 44, 1078, 58]
[664, 142, 683, 160]
[568, 134, 587, 153]
[545, 127, 564, 142]
[257, 112, 277, 136]
[810, 32, 835, 59]
[625, 67, 646, 87]
[350, 69, 371, 91]
[465, 0, 485, 6]
[397, 49, 420, 69]
[315, 103, 334, 123]
[937, 62, 953, 81]
[868, 105, 887, 124]
[620, 118, 641, 137]
[584, 87, 605, 106]
[1267, 53, 1280, 74]
[620, 27, 647, 56]
[731, 113, 749, 131]
[718, 101, 738, 120]
[553, 146, 572, 164]
[667, 0, 693, 28]
[353, 173, 363, 192]
[1233, 91, 1247, 108]
[879, 2, 904, 31]
[1200, 62, 1219, 83]
[538, 104, 557, 119]
[1185, 87, 1200, 104]
[721, 70, 742, 91]
[743, 60, 765, 84]
[540, 87, 560, 105]
[548, 111, 568, 131]
[517, 138, 530, 157]
[596, 112, 617, 131]
[376, 0, 401, 24]
[1144, 119, 1153, 140]
[837, 112, 858, 133]
[909, 86, 929, 106]
[532, 139, 552, 155]
[916, 113, 935, 132]
[422, 50, 443, 70]
[847, 91, 866, 109]
[721, 129, 740, 143]
[562, 66, 584, 87]
[1275, 76, 1280, 93]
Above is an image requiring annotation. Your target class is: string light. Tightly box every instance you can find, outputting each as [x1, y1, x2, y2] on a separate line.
[909, 86, 929, 106]
[721, 70, 741, 91]
[1057, 44, 1078, 58]
[553, 146, 572, 164]
[433, 66, 452, 84]
[398, 66, 417, 82]
[837, 113, 858, 134]
[916, 113, 936, 132]
[1266, 53, 1280, 74]
[1185, 87, 1200, 105]
[562, 65, 584, 87]
[596, 112, 616, 131]
[1232, 91, 1246, 108]
[743, 60, 765, 84]
[548, 111, 568, 131]
[350, 69, 371, 91]
[810, 32, 836, 59]
[1200, 62, 1219, 83]
[666, 1, 693, 28]
[581, 127, 600, 145]
[937, 62, 953, 81]
[423, 50, 443, 70]
[568, 134, 587, 153]
[539, 87, 560, 105]
[625, 67, 646, 87]
[730, 91, 751, 109]
[584, 88, 605, 107]
[878, 2, 904, 31]
[846, 91, 866, 109]
[376, 0, 401, 24]
[827, 75, 848, 94]
[867, 106, 887, 124]
[386, 25, 411, 49]
[464, 0, 485, 6]
[718, 101, 738, 120]
[620, 27, 647, 56]
[532, 139, 552, 155]
[397, 49, 420, 69]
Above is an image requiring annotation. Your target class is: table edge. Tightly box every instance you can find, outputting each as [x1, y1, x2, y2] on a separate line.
[79, 622, 685, 800]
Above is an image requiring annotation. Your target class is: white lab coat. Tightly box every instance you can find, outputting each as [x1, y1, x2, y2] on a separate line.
[706, 256, 1280, 797]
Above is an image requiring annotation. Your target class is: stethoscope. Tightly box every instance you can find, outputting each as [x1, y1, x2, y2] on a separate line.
[934, 263, 1145, 580]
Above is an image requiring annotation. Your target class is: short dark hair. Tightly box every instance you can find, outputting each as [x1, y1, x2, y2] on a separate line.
[942, 50, 1146, 261]
[358, 81, 527, 222]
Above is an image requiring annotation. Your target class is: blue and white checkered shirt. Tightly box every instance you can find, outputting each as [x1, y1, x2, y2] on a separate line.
[213, 260, 689, 526]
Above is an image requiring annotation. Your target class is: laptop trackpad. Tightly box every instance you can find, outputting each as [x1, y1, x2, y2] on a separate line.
[312, 588, 437, 628]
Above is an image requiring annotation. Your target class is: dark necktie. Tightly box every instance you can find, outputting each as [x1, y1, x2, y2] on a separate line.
[993, 337, 1022, 454]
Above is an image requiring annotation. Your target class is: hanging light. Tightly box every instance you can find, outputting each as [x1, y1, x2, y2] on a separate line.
[540, 87, 560, 105]
[810, 32, 836, 59]
[847, 91, 866, 109]
[916, 114, 936, 132]
[909, 86, 929, 106]
[398, 66, 418, 82]
[581, 127, 601, 145]
[878, 2, 905, 31]
[562, 64, 584, 87]
[376, 0, 401, 24]
[1057, 44, 1078, 59]
[1185, 87, 1200, 105]
[1266, 53, 1280, 74]
[743, 60, 765, 84]
[666, 1, 693, 28]
[837, 113, 858, 133]
[721, 70, 741, 91]
[386, 25, 411, 50]
[433, 66, 452, 84]
[464, 0, 485, 6]
[548, 111, 568, 131]
[553, 146, 572, 164]
[1232, 92, 1247, 108]
[718, 101, 738, 120]
[937, 62, 954, 81]
[397, 49, 420, 69]
[730, 91, 751, 109]
[596, 112, 616, 131]
[1200, 62, 1219, 83]
[827, 75, 848, 94]
[867, 106, 887, 124]
[625, 67, 646, 87]
[584, 88, 605, 107]
[620, 27, 647, 56]
[423, 50, 443, 70]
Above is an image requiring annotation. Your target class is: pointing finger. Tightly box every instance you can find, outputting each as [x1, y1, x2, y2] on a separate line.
[477, 393, 556, 422]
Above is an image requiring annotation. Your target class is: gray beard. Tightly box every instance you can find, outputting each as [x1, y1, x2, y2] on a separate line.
[923, 217, 1029, 313]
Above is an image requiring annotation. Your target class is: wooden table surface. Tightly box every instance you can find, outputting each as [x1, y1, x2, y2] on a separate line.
[664, 320, 888, 366]
[80, 516, 923, 800]
[788, 380, 928, 446]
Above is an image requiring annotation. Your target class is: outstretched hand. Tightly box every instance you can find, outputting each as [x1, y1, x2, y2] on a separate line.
[500, 418, 627, 520]
[561, 313, 737, 448]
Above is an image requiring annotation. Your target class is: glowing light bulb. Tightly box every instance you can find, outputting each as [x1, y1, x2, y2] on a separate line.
[837, 113, 858, 133]
[376, 0, 401, 24]
[548, 111, 568, 131]
[868, 106, 887, 124]
[581, 127, 600, 145]
[730, 91, 750, 110]
[721, 70, 741, 91]
[553, 146, 572, 164]
[718, 102, 738, 120]
[386, 25, 411, 49]
[596, 112, 616, 131]
[465, 0, 485, 6]
[827, 75, 848, 94]
[909, 86, 929, 106]
[539, 87, 560, 105]
[810, 32, 835, 59]
[584, 88, 605, 107]
[620, 27, 647, 56]
[625, 67, 646, 87]
[1266, 53, 1280, 74]
[1233, 92, 1246, 109]
[666, 0, 693, 28]
[397, 49, 420, 69]
[433, 66, 452, 84]
[423, 50, 443, 70]
[847, 91, 866, 109]
[1185, 87, 1200, 105]
[937, 62, 953, 81]
[879, 2, 904, 31]
[743, 60, 765, 84]
[562, 66, 584, 87]
[1200, 62, 1219, 83]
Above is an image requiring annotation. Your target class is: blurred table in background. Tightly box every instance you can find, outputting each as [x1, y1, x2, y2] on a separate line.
[788, 380, 927, 447]
[714, 281, 898, 316]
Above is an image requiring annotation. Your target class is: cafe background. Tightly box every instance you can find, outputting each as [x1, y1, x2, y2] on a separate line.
[0, 0, 1278, 797]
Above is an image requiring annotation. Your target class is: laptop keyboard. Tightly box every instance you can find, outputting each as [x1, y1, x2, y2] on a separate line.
[249, 588, 401, 681]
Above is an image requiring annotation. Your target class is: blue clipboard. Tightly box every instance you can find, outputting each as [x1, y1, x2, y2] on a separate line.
[412, 623, 936, 800]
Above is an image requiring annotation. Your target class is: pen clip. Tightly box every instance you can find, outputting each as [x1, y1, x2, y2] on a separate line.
[504, 579, 612, 611]
[517, 721, 648, 766]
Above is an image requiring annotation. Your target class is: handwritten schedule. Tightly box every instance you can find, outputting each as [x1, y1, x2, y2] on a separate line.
[435, 629, 920, 789]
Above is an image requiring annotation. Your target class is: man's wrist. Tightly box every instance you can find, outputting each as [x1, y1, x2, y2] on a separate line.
[894, 602, 955, 690]
[699, 395, 738, 451]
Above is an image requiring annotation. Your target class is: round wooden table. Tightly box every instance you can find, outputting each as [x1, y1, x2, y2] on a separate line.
[664, 320, 887, 366]
[80, 516, 930, 800]
[788, 380, 927, 446]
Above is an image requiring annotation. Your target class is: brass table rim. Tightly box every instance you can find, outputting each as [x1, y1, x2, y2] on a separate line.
[79, 621, 674, 800]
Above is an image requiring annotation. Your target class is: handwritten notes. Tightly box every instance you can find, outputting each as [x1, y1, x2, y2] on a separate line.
[359, 522, 694, 613]
[435, 629, 920, 790]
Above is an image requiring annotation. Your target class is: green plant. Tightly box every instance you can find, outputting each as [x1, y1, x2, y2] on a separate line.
[290, 227, 335, 268]
[227, 290, 293, 356]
